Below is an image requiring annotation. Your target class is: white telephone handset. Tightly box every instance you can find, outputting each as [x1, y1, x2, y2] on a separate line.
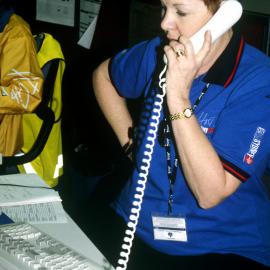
[164, 0, 243, 64]
[116, 1, 243, 270]
[191, 0, 242, 54]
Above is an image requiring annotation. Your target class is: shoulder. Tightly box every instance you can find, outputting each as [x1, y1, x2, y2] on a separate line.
[113, 36, 161, 64]
[110, 36, 161, 79]
[240, 44, 270, 76]
[4, 14, 32, 38]
[109, 37, 161, 98]
[233, 44, 270, 94]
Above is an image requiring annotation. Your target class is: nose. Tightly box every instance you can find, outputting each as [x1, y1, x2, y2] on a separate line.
[160, 10, 174, 34]
[160, 11, 168, 32]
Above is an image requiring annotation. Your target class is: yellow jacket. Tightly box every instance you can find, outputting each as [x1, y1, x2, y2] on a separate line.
[0, 14, 44, 156]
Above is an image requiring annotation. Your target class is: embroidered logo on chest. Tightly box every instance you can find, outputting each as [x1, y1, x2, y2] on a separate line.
[198, 112, 216, 134]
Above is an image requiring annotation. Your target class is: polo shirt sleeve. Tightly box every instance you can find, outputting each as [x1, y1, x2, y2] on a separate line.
[211, 86, 270, 182]
[109, 38, 158, 99]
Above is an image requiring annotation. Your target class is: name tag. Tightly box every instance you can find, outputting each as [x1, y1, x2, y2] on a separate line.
[152, 214, 187, 242]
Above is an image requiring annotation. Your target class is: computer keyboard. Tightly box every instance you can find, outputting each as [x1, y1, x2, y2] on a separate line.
[0, 222, 98, 270]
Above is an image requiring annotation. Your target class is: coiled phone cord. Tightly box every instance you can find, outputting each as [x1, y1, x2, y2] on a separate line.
[116, 64, 167, 270]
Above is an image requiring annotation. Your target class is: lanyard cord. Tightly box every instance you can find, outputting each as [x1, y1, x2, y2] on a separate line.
[164, 83, 210, 215]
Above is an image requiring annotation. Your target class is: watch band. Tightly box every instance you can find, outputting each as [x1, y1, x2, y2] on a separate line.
[169, 108, 193, 121]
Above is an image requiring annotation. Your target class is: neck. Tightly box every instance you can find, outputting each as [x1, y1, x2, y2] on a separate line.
[197, 29, 233, 77]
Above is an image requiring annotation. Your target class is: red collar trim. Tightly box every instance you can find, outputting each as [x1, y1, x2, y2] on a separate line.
[224, 36, 245, 88]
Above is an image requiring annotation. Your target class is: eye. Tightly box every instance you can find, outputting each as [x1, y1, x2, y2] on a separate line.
[176, 10, 187, 16]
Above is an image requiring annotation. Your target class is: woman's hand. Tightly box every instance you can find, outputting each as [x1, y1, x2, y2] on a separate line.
[164, 30, 212, 104]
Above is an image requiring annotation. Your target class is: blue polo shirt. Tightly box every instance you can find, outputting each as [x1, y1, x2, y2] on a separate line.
[109, 30, 270, 266]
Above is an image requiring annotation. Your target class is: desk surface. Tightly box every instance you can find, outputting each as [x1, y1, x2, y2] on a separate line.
[0, 212, 115, 270]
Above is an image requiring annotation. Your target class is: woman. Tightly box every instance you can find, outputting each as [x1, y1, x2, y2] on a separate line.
[91, 0, 270, 269]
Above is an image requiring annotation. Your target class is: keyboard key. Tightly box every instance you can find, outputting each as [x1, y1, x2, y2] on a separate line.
[0, 223, 97, 270]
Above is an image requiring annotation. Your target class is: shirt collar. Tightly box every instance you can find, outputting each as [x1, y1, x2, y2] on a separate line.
[203, 25, 245, 88]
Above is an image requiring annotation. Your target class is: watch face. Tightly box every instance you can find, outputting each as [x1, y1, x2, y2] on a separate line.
[184, 108, 193, 118]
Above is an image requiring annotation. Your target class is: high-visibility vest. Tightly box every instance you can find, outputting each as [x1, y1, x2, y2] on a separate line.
[18, 33, 65, 188]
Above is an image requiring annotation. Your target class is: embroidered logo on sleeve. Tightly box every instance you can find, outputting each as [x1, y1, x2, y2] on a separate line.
[243, 127, 266, 165]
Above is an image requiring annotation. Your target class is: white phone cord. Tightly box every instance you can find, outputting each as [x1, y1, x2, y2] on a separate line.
[116, 63, 167, 270]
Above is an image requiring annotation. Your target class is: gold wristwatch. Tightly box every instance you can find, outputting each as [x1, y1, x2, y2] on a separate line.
[169, 108, 193, 121]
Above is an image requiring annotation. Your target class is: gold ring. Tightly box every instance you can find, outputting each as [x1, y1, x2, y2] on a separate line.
[176, 48, 185, 57]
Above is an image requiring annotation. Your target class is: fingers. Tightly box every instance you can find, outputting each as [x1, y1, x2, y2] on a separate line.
[178, 35, 194, 59]
[164, 39, 185, 64]
[172, 39, 185, 56]
[164, 44, 178, 64]
[164, 30, 212, 65]
[178, 31, 212, 60]
[166, 36, 194, 60]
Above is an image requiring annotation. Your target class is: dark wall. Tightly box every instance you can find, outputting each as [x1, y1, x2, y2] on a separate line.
[240, 11, 270, 55]
[61, 0, 132, 175]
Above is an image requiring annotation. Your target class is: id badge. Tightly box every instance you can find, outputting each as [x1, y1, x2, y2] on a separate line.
[152, 213, 187, 242]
